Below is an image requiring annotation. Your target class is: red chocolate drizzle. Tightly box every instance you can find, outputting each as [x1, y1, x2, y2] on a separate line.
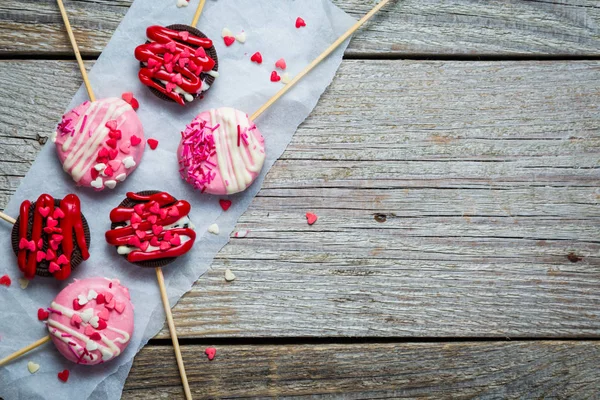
[17, 194, 89, 280]
[105, 192, 196, 263]
[134, 26, 216, 106]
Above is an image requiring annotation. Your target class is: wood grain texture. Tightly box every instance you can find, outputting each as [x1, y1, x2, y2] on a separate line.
[0, 60, 599, 339]
[123, 341, 600, 399]
[0, 0, 599, 56]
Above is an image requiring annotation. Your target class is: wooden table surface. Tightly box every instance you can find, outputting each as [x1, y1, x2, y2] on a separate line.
[1, 0, 599, 398]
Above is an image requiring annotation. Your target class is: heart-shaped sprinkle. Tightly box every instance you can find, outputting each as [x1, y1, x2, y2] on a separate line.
[96, 148, 109, 163]
[281, 72, 291, 84]
[115, 173, 127, 182]
[165, 41, 177, 53]
[235, 31, 247, 43]
[194, 47, 206, 58]
[114, 301, 125, 314]
[77, 294, 89, 307]
[90, 168, 99, 180]
[224, 36, 235, 46]
[58, 369, 70, 383]
[36, 251, 46, 262]
[166, 82, 176, 92]
[104, 292, 114, 304]
[18, 278, 29, 289]
[149, 202, 161, 214]
[94, 163, 106, 172]
[130, 135, 142, 146]
[178, 30, 190, 41]
[88, 332, 102, 341]
[296, 17, 306, 28]
[53, 208, 65, 219]
[250, 52, 263, 64]
[208, 223, 219, 235]
[87, 289, 98, 300]
[48, 262, 61, 273]
[152, 225, 163, 235]
[159, 241, 171, 251]
[84, 325, 95, 336]
[225, 268, 236, 282]
[49, 239, 60, 251]
[105, 298, 116, 310]
[164, 62, 174, 74]
[163, 231, 173, 242]
[135, 230, 146, 239]
[37, 308, 49, 320]
[86, 341, 99, 351]
[168, 207, 180, 217]
[275, 58, 287, 70]
[91, 177, 104, 189]
[122, 92, 133, 103]
[133, 204, 145, 215]
[37, 239, 43, 249]
[119, 141, 131, 154]
[96, 318, 107, 330]
[104, 180, 117, 189]
[148, 215, 158, 224]
[123, 156, 136, 169]
[129, 97, 140, 110]
[205, 347, 216, 360]
[164, 52, 174, 64]
[178, 57, 189, 68]
[139, 240, 150, 252]
[27, 361, 40, 374]
[147, 58, 160, 69]
[80, 308, 94, 323]
[170, 234, 181, 246]
[103, 166, 114, 177]
[306, 212, 318, 225]
[106, 138, 117, 149]
[19, 238, 35, 252]
[108, 149, 119, 160]
[57, 254, 69, 265]
[219, 199, 232, 211]
[160, 209, 168, 219]
[147, 138, 159, 150]
[108, 159, 122, 171]
[176, 0, 188, 8]
[171, 73, 183, 85]
[105, 120, 118, 131]
[70, 313, 82, 327]
[221, 27, 233, 38]
[46, 248, 56, 260]
[89, 316, 100, 328]
[130, 213, 142, 225]
[38, 207, 50, 217]
[72, 298, 83, 311]
[96, 293, 105, 304]
[98, 307, 110, 321]
[150, 237, 160, 247]
[270, 71, 281, 82]
[108, 129, 122, 140]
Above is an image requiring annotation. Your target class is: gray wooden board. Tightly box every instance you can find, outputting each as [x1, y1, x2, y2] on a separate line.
[122, 341, 600, 399]
[0, 0, 599, 57]
[0, 60, 599, 339]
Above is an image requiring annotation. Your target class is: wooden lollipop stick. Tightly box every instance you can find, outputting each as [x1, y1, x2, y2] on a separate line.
[191, 0, 207, 27]
[0, 211, 16, 225]
[56, 0, 96, 101]
[156, 267, 193, 400]
[0, 336, 52, 366]
[251, 0, 391, 121]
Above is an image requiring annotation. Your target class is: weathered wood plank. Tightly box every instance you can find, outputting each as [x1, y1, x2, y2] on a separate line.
[0, 60, 599, 338]
[1, 0, 599, 56]
[123, 341, 600, 399]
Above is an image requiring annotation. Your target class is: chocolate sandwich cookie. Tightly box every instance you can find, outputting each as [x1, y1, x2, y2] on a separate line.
[11, 194, 90, 280]
[134, 25, 219, 106]
[105, 191, 196, 268]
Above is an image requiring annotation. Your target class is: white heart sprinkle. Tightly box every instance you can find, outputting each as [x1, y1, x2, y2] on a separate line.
[94, 163, 106, 171]
[87, 289, 98, 300]
[224, 268, 236, 282]
[104, 180, 117, 189]
[80, 308, 93, 323]
[208, 223, 219, 235]
[281, 73, 291, 84]
[123, 157, 136, 169]
[101, 348, 113, 361]
[221, 27, 233, 38]
[235, 32, 247, 43]
[115, 173, 127, 182]
[90, 177, 103, 189]
[176, 0, 188, 7]
[18, 278, 29, 289]
[86, 341, 99, 351]
[89, 316, 100, 329]
[77, 294, 89, 306]
[27, 361, 40, 374]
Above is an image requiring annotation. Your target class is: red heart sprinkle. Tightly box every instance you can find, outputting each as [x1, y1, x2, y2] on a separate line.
[105, 120, 118, 131]
[160, 241, 171, 251]
[178, 31, 190, 41]
[130, 213, 142, 224]
[46, 217, 58, 229]
[96, 319, 108, 330]
[37, 308, 50, 320]
[46, 248, 56, 260]
[58, 369, 70, 382]
[205, 347, 216, 360]
[127, 236, 142, 247]
[219, 199, 232, 211]
[148, 215, 157, 224]
[49, 262, 61, 273]
[96, 293, 105, 304]
[165, 41, 177, 52]
[53, 208, 65, 219]
[38, 207, 50, 217]
[73, 298, 83, 310]
[170, 234, 181, 246]
[122, 92, 133, 103]
[296, 17, 306, 28]
[147, 138, 159, 150]
[130, 97, 139, 110]
[0, 275, 11, 287]
[57, 254, 69, 265]
[139, 241, 150, 252]
[103, 166, 114, 177]
[163, 231, 173, 242]
[306, 212, 318, 225]
[89, 332, 102, 341]
[149, 202, 161, 214]
[275, 58, 287, 70]
[250, 52, 263, 64]
[164, 52, 174, 64]
[135, 230, 146, 239]
[106, 138, 117, 149]
[134, 204, 145, 215]
[150, 237, 160, 247]
[109, 149, 119, 160]
[108, 130, 122, 140]
[152, 225, 163, 235]
[195, 47, 206, 58]
[130, 135, 142, 146]
[224, 36, 235, 46]
[270, 71, 281, 82]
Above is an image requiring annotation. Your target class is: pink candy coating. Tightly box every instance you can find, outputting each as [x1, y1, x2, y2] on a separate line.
[47, 277, 134, 365]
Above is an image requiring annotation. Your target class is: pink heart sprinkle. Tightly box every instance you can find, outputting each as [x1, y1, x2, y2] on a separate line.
[108, 159, 122, 171]
[105, 299, 116, 310]
[150, 237, 160, 247]
[275, 58, 287, 70]
[205, 347, 216, 360]
[149, 202, 161, 215]
[106, 120, 118, 131]
[306, 212, 318, 225]
[135, 230, 146, 239]
[148, 215, 158, 224]
[49, 262, 61, 273]
[178, 31, 189, 41]
[57, 254, 69, 265]
[147, 58, 160, 68]
[194, 47, 206, 58]
[127, 236, 141, 247]
[46, 249, 56, 260]
[166, 82, 176, 93]
[163, 231, 173, 242]
[104, 292, 114, 304]
[114, 301, 125, 314]
[152, 225, 163, 235]
[160, 241, 171, 251]
[168, 207, 180, 217]
[119, 141, 131, 154]
[46, 217, 58, 228]
[170, 234, 181, 246]
[98, 308, 110, 321]
[84, 325, 95, 336]
[38, 207, 50, 217]
[139, 241, 150, 252]
[70, 314, 82, 327]
[36, 251, 46, 262]
[165, 41, 177, 52]
[130, 213, 142, 224]
[134, 204, 145, 215]
[53, 208, 65, 219]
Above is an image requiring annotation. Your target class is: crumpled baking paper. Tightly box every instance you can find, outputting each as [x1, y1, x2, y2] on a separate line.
[0, 0, 355, 398]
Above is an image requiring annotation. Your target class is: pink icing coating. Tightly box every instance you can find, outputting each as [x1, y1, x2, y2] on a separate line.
[47, 277, 134, 365]
[177, 107, 266, 195]
[54, 98, 145, 191]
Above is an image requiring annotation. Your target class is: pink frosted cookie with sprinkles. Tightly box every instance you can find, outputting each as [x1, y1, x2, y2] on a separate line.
[177, 107, 266, 195]
[46, 277, 134, 365]
[53, 97, 145, 191]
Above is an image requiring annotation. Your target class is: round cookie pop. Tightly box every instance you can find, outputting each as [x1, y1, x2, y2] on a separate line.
[105, 191, 196, 267]
[177, 107, 266, 195]
[53, 97, 145, 191]
[134, 25, 219, 106]
[47, 277, 134, 365]
[11, 193, 90, 280]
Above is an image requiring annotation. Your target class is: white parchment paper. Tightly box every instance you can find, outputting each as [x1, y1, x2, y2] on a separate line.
[0, 0, 354, 398]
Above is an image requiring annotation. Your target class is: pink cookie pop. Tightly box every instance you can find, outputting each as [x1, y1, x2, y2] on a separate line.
[177, 107, 266, 195]
[47, 277, 134, 365]
[53, 97, 145, 191]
